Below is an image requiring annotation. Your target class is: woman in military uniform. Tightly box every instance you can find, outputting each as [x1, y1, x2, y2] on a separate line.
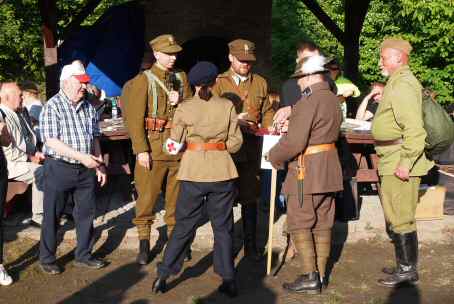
[152, 62, 243, 298]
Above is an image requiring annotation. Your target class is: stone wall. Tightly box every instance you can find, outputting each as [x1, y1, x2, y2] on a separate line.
[142, 0, 272, 78]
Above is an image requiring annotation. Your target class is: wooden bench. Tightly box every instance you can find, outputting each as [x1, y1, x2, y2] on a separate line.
[4, 181, 29, 217]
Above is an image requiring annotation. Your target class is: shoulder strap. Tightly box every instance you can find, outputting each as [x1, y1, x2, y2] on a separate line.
[144, 70, 167, 118]
[175, 72, 184, 97]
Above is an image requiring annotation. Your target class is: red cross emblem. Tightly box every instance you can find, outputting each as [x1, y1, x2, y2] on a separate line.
[167, 142, 176, 153]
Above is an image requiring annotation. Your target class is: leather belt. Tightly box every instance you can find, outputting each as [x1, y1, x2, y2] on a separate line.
[374, 138, 402, 147]
[186, 142, 226, 151]
[298, 143, 337, 180]
[145, 117, 172, 132]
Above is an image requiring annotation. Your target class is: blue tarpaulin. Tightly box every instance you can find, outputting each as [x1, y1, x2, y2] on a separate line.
[59, 2, 145, 97]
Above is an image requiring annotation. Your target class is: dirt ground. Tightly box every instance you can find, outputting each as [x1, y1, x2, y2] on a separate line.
[0, 234, 453, 304]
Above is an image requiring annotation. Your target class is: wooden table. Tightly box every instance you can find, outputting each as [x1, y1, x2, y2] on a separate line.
[99, 119, 129, 141]
[342, 129, 380, 183]
[99, 119, 132, 175]
[338, 129, 381, 220]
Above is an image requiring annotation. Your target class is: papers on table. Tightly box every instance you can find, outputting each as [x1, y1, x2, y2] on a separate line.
[342, 118, 372, 131]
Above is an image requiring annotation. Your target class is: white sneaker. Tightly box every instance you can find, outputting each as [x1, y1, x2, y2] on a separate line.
[0, 264, 13, 286]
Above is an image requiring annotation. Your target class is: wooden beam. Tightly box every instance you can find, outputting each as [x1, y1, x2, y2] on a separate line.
[61, 0, 104, 41]
[300, 0, 345, 45]
[39, 0, 59, 99]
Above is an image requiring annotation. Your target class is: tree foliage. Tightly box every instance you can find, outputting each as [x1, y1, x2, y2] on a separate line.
[273, 0, 454, 104]
[0, 0, 129, 83]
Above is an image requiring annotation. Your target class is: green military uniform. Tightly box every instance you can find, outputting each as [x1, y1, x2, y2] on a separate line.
[212, 39, 274, 260]
[371, 64, 433, 233]
[372, 38, 434, 287]
[122, 34, 192, 242]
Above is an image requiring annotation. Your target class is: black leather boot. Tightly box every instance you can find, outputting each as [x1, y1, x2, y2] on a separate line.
[152, 276, 167, 294]
[378, 231, 419, 287]
[241, 204, 262, 261]
[218, 279, 238, 298]
[283, 271, 321, 294]
[136, 239, 150, 265]
[382, 230, 400, 275]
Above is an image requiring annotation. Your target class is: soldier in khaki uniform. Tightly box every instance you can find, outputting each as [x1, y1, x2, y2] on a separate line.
[153, 62, 243, 297]
[372, 38, 433, 287]
[122, 34, 192, 265]
[212, 39, 274, 260]
[269, 55, 343, 294]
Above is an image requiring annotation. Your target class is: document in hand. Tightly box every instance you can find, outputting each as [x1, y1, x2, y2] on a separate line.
[260, 134, 281, 170]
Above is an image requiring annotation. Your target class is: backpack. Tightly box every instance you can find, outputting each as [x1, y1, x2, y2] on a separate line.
[422, 88, 454, 159]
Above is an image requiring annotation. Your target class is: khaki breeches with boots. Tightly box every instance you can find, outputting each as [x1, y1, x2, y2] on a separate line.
[288, 193, 335, 279]
[133, 160, 180, 240]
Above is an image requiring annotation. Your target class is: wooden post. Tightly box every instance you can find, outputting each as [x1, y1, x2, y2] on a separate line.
[266, 168, 277, 275]
[39, 0, 59, 99]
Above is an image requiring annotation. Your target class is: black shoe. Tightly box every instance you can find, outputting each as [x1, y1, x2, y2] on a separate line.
[283, 272, 321, 294]
[40, 263, 62, 275]
[378, 231, 419, 287]
[152, 277, 167, 294]
[74, 258, 107, 269]
[218, 279, 238, 298]
[136, 240, 150, 265]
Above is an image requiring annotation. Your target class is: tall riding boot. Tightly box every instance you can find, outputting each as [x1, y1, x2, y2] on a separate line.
[283, 230, 321, 294]
[378, 231, 419, 287]
[382, 230, 401, 275]
[314, 230, 331, 287]
[136, 239, 150, 265]
[241, 204, 261, 261]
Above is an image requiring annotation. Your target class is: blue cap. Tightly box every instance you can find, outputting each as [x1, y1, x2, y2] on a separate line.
[188, 61, 218, 86]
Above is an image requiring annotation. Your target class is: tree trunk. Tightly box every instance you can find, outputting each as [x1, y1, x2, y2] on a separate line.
[343, 0, 371, 82]
[300, 0, 371, 83]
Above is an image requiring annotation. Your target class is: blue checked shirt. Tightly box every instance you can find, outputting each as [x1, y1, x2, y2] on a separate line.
[40, 91, 100, 164]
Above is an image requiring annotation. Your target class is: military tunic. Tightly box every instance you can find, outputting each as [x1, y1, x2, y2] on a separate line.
[212, 69, 274, 204]
[158, 94, 242, 281]
[269, 82, 343, 232]
[122, 63, 192, 240]
[371, 65, 434, 233]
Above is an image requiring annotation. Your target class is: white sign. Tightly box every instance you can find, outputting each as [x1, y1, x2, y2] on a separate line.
[260, 134, 282, 170]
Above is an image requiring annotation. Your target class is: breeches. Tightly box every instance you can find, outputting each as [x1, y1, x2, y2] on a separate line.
[380, 175, 420, 234]
[286, 193, 336, 233]
[133, 160, 180, 239]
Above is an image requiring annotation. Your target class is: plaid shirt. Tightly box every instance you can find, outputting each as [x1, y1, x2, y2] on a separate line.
[40, 90, 100, 164]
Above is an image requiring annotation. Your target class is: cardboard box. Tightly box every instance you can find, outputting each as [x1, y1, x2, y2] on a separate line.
[416, 186, 446, 221]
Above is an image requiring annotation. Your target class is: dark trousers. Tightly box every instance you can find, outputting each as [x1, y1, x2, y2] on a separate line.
[0, 167, 7, 264]
[39, 158, 96, 264]
[158, 180, 236, 280]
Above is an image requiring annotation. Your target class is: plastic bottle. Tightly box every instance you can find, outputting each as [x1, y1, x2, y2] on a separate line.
[111, 98, 118, 119]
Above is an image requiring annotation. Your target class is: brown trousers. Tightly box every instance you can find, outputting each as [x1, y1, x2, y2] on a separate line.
[133, 160, 180, 240]
[286, 193, 336, 233]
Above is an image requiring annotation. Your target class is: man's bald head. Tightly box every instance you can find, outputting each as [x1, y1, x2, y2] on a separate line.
[0, 82, 23, 111]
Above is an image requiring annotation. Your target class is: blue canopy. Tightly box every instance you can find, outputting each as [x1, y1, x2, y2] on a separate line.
[59, 2, 145, 97]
